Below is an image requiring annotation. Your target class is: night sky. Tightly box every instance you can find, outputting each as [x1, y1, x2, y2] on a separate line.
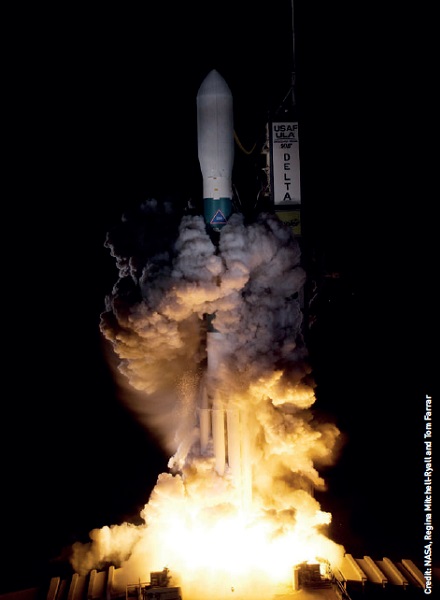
[2, 2, 435, 594]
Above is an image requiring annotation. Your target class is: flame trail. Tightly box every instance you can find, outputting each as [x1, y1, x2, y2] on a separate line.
[70, 199, 345, 599]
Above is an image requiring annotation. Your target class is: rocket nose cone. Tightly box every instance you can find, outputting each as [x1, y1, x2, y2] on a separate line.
[197, 69, 232, 99]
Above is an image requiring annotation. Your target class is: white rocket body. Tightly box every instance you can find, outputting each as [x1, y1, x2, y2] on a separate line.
[197, 70, 251, 510]
[197, 69, 234, 229]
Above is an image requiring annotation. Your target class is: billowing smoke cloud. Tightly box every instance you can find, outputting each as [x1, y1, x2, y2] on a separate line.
[71, 199, 345, 599]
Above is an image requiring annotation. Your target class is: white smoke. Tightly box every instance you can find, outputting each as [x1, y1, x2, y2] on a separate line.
[72, 201, 345, 598]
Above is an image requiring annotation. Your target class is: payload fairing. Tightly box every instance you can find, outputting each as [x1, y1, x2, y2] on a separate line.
[196, 69, 234, 231]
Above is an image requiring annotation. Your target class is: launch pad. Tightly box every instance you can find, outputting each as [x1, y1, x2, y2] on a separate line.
[0, 554, 430, 600]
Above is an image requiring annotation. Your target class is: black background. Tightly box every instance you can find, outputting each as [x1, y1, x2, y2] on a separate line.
[2, 2, 435, 593]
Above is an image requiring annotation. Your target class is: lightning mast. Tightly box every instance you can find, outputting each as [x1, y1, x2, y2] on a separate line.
[261, 0, 301, 236]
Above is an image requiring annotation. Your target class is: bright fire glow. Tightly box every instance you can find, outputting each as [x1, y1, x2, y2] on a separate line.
[130, 467, 345, 597]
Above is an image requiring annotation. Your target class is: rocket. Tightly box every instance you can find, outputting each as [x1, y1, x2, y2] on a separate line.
[196, 70, 252, 510]
[197, 69, 235, 473]
[196, 69, 234, 231]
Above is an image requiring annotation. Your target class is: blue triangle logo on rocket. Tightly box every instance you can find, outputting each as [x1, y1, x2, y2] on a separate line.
[210, 209, 227, 225]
